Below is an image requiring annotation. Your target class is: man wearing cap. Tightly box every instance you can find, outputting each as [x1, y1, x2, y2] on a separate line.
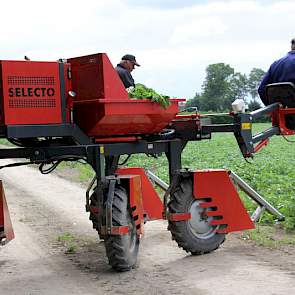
[115, 54, 140, 88]
[258, 38, 295, 105]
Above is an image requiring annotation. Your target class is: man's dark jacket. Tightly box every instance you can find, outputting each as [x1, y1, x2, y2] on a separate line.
[115, 64, 135, 88]
[258, 51, 295, 105]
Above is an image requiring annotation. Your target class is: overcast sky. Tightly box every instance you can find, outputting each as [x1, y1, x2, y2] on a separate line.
[1, 0, 295, 99]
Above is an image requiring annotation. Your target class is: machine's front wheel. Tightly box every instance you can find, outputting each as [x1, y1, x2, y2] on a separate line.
[168, 178, 225, 254]
[104, 186, 139, 271]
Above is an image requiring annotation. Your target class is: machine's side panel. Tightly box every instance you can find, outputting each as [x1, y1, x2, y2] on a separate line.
[68, 54, 105, 101]
[1, 61, 63, 125]
[0, 62, 4, 125]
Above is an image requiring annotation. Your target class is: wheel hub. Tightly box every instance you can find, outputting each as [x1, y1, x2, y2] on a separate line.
[188, 199, 217, 239]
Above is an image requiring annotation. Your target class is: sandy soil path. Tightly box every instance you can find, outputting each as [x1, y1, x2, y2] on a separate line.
[1, 162, 295, 295]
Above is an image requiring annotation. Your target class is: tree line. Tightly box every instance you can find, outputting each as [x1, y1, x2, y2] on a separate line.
[186, 63, 265, 112]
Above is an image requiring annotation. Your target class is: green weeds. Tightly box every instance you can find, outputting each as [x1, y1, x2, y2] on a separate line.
[57, 232, 79, 254]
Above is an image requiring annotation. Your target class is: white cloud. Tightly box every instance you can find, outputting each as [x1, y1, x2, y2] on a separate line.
[1, 0, 295, 98]
[171, 17, 228, 44]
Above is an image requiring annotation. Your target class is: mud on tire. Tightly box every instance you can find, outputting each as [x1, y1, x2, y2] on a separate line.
[168, 177, 225, 255]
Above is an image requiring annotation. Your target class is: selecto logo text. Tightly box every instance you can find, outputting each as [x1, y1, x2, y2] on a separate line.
[8, 87, 55, 97]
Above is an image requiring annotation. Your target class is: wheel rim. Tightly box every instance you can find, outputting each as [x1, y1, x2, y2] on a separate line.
[188, 199, 218, 239]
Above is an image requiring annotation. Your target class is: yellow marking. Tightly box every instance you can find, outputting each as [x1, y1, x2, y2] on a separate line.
[100, 146, 104, 154]
[241, 123, 251, 130]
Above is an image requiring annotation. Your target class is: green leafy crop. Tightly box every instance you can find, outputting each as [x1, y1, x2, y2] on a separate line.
[128, 83, 171, 108]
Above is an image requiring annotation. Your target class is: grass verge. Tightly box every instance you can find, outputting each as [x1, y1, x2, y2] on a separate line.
[241, 225, 295, 248]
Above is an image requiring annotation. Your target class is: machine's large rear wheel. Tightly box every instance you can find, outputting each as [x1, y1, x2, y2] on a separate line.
[104, 186, 139, 271]
[168, 178, 225, 254]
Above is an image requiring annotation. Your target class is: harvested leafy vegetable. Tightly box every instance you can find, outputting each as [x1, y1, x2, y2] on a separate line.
[128, 83, 170, 108]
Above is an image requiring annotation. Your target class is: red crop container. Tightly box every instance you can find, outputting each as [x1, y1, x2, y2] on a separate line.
[68, 53, 183, 138]
[73, 98, 181, 137]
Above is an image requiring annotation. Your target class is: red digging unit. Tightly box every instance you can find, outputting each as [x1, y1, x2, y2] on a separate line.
[0, 60, 71, 125]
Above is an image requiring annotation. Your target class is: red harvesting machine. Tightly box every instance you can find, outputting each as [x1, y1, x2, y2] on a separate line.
[0, 53, 294, 271]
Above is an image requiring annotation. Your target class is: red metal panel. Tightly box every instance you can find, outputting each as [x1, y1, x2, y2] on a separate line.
[117, 168, 164, 220]
[101, 53, 130, 100]
[129, 175, 144, 235]
[168, 212, 191, 221]
[0, 62, 4, 125]
[100, 225, 129, 235]
[0, 180, 14, 244]
[0, 61, 63, 125]
[0, 184, 4, 230]
[272, 107, 295, 135]
[68, 53, 129, 101]
[73, 99, 181, 137]
[68, 54, 105, 101]
[114, 173, 144, 235]
[193, 170, 254, 233]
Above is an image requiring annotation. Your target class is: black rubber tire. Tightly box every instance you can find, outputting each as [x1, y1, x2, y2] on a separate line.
[104, 186, 139, 272]
[168, 178, 225, 255]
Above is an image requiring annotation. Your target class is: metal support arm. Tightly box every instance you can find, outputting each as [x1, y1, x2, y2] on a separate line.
[229, 171, 285, 222]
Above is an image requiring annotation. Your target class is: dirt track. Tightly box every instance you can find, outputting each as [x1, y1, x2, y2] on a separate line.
[1, 162, 295, 295]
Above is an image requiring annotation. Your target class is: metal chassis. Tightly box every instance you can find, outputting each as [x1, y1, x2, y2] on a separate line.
[0, 139, 185, 174]
[0, 138, 187, 237]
